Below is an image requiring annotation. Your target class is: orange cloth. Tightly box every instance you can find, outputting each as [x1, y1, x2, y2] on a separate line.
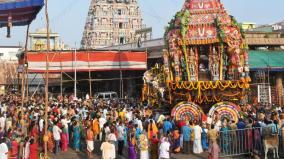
[87, 129, 94, 141]
[47, 131, 54, 152]
[148, 123, 158, 139]
[131, 137, 137, 146]
[145, 109, 152, 117]
[92, 119, 100, 135]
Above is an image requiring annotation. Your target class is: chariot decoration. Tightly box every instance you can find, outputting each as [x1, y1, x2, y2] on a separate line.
[143, 0, 250, 109]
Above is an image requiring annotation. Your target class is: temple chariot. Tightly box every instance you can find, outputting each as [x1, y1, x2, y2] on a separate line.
[142, 0, 251, 122]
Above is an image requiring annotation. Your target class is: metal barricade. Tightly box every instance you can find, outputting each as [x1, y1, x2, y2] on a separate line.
[218, 128, 263, 157]
[218, 127, 284, 158]
[280, 129, 284, 155]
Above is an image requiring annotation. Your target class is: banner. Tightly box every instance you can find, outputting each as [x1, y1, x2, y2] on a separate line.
[26, 51, 147, 73]
[257, 84, 272, 104]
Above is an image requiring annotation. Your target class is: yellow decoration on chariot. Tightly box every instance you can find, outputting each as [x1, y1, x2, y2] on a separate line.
[168, 80, 249, 103]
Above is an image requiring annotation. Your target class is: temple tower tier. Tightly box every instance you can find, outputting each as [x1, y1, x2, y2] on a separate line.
[81, 0, 144, 49]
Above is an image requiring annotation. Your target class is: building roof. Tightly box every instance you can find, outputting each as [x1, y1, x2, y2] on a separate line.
[29, 28, 60, 37]
[22, 50, 148, 73]
[0, 45, 22, 48]
[241, 22, 256, 25]
[0, 0, 44, 27]
[249, 50, 284, 71]
[246, 38, 284, 46]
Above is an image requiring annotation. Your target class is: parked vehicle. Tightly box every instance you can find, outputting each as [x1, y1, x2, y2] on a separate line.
[94, 91, 118, 99]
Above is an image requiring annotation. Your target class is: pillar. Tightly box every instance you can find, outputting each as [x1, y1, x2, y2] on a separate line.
[276, 72, 283, 105]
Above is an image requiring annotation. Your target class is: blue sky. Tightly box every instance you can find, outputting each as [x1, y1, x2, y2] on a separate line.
[0, 0, 284, 47]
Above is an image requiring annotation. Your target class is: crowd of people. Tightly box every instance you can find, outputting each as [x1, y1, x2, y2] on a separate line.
[0, 93, 283, 159]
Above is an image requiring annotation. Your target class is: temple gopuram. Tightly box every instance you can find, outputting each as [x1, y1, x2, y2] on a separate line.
[143, 0, 251, 122]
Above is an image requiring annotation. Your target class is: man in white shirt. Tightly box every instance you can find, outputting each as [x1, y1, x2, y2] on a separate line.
[193, 124, 203, 154]
[99, 116, 107, 141]
[86, 93, 90, 100]
[159, 137, 170, 159]
[53, 122, 62, 154]
[108, 131, 117, 143]
[125, 110, 133, 121]
[61, 116, 69, 130]
[62, 107, 67, 116]
[0, 139, 8, 159]
[0, 114, 6, 131]
[39, 117, 44, 132]
[0, 104, 7, 114]
[134, 117, 143, 131]
[103, 108, 108, 119]
[39, 117, 44, 144]
[117, 122, 125, 155]
[100, 137, 116, 159]
[207, 115, 213, 125]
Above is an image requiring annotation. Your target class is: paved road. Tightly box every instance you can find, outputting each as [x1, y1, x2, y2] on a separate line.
[48, 141, 235, 159]
[48, 140, 284, 159]
[48, 149, 215, 159]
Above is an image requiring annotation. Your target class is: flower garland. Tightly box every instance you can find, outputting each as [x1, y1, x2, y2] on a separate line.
[172, 91, 222, 103]
[176, 38, 220, 46]
[170, 80, 249, 91]
[169, 80, 249, 103]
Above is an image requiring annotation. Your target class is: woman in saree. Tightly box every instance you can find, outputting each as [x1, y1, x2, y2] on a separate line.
[31, 123, 39, 141]
[139, 132, 149, 159]
[147, 120, 158, 140]
[92, 117, 100, 140]
[150, 135, 159, 159]
[29, 138, 38, 159]
[124, 122, 129, 145]
[10, 137, 19, 159]
[73, 121, 81, 152]
[245, 119, 253, 151]
[61, 125, 68, 152]
[128, 133, 137, 159]
[47, 126, 54, 153]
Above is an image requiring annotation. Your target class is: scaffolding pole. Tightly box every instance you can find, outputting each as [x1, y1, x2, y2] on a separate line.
[74, 47, 77, 98]
[25, 25, 30, 101]
[88, 51, 92, 97]
[60, 51, 63, 97]
[44, 0, 50, 158]
[21, 24, 30, 112]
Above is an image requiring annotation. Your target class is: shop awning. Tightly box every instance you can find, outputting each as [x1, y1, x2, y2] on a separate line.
[24, 50, 148, 73]
[0, 0, 44, 27]
[249, 50, 284, 71]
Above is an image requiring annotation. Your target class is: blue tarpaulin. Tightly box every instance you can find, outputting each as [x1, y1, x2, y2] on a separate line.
[0, 0, 44, 27]
[249, 50, 284, 71]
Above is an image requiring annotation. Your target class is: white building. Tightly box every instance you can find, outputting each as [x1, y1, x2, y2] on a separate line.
[0, 45, 22, 61]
